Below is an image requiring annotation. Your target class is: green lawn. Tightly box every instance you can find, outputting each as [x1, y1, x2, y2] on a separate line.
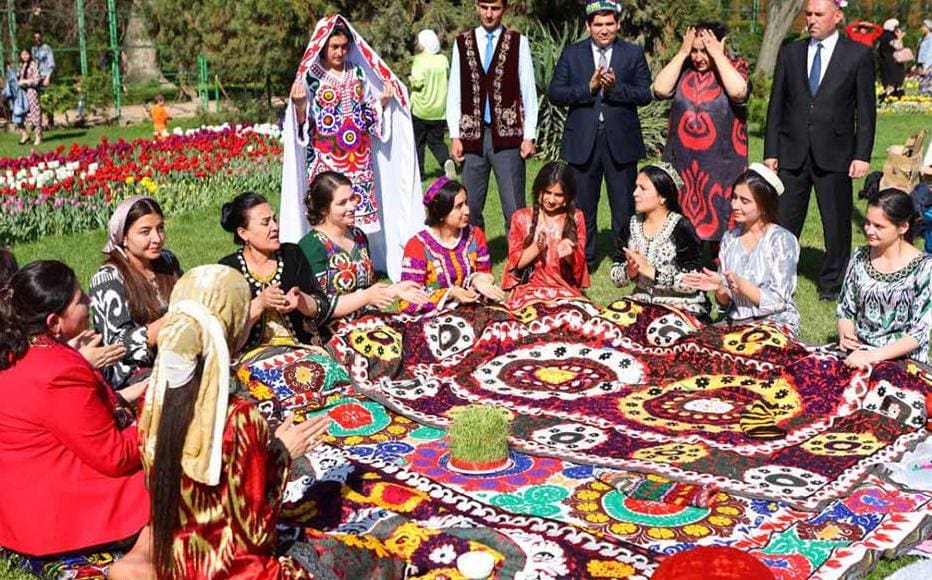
[9, 113, 928, 346]
[2, 113, 930, 578]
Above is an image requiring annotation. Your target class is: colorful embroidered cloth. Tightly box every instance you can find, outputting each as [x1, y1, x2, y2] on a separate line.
[329, 298, 932, 511]
[597, 471, 720, 508]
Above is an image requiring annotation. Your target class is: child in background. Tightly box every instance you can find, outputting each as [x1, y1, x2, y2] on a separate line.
[149, 94, 170, 138]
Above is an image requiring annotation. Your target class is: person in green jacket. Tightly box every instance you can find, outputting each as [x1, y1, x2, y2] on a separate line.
[411, 29, 456, 178]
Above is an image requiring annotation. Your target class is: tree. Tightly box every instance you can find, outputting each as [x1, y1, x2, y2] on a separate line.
[123, 0, 167, 84]
[755, 0, 804, 76]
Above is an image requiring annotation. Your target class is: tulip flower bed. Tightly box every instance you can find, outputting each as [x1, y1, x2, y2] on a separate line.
[0, 124, 283, 245]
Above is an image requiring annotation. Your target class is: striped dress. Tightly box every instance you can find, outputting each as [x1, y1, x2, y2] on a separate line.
[399, 225, 492, 314]
[837, 246, 932, 363]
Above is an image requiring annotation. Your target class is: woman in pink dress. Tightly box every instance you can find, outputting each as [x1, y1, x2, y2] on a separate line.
[502, 161, 590, 309]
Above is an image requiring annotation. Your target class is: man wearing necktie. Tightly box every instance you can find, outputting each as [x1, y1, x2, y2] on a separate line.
[764, 0, 875, 302]
[446, 0, 539, 232]
[547, 0, 652, 270]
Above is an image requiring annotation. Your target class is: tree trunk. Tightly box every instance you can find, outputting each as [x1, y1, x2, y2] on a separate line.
[122, 0, 170, 85]
[755, 0, 805, 76]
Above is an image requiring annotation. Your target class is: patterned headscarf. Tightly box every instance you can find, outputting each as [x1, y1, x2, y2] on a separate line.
[139, 265, 252, 486]
[102, 195, 154, 255]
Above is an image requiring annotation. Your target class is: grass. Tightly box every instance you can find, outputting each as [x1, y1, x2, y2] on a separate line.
[0, 118, 202, 159]
[449, 405, 510, 463]
[2, 113, 930, 578]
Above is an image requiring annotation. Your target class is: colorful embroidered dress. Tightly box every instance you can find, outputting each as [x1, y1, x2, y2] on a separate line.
[399, 225, 492, 314]
[147, 398, 309, 579]
[661, 59, 749, 241]
[299, 227, 375, 296]
[298, 62, 384, 233]
[502, 208, 589, 309]
[837, 246, 932, 363]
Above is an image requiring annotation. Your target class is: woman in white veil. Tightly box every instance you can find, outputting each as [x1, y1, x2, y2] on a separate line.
[280, 14, 425, 281]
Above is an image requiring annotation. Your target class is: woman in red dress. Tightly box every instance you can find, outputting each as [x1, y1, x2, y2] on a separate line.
[138, 265, 332, 579]
[502, 161, 589, 309]
[0, 261, 149, 557]
[652, 22, 750, 253]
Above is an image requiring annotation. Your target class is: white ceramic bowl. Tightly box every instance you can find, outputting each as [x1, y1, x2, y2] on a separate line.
[457, 550, 496, 579]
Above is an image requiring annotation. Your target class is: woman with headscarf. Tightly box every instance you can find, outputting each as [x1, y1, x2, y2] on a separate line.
[410, 28, 454, 178]
[137, 265, 332, 579]
[878, 18, 908, 100]
[280, 14, 424, 281]
[90, 196, 182, 391]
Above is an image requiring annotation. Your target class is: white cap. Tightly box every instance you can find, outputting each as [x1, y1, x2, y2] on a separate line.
[418, 29, 441, 55]
[748, 162, 785, 196]
[883, 18, 899, 32]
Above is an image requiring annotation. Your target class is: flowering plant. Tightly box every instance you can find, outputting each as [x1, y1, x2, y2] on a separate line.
[0, 124, 283, 245]
[834, 0, 848, 7]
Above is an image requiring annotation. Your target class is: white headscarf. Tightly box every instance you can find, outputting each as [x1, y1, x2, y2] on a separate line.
[418, 29, 441, 55]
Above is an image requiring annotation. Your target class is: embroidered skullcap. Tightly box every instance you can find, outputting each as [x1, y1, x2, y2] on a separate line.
[423, 176, 450, 206]
[748, 162, 785, 196]
[102, 195, 155, 255]
[883, 18, 899, 31]
[647, 162, 685, 192]
[418, 29, 441, 55]
[586, 0, 619, 16]
[139, 265, 252, 486]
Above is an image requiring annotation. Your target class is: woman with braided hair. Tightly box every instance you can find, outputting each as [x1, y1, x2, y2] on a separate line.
[502, 161, 590, 309]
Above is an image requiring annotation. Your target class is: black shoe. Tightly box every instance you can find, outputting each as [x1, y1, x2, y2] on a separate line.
[818, 288, 839, 302]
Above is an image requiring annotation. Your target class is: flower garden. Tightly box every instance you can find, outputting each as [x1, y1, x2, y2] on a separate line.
[0, 124, 283, 245]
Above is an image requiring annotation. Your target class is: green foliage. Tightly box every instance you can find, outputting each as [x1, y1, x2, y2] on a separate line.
[448, 405, 510, 464]
[748, 72, 773, 134]
[142, 0, 311, 92]
[530, 20, 582, 161]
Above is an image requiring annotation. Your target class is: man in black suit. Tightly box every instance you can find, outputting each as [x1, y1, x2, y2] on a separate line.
[547, 0, 652, 269]
[764, 0, 875, 301]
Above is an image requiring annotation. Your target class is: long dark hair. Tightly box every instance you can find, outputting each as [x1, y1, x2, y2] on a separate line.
[868, 188, 919, 242]
[0, 246, 18, 288]
[425, 180, 466, 227]
[733, 169, 780, 226]
[104, 198, 178, 325]
[523, 161, 579, 248]
[0, 260, 79, 370]
[150, 363, 203, 579]
[639, 165, 683, 215]
[305, 171, 353, 226]
[220, 192, 269, 245]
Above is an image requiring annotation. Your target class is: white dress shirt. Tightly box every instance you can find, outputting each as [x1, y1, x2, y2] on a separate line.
[590, 41, 613, 70]
[807, 30, 839, 85]
[446, 25, 538, 141]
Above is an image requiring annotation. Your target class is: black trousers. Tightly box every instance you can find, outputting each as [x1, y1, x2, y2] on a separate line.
[778, 152, 853, 291]
[570, 127, 637, 265]
[413, 116, 450, 175]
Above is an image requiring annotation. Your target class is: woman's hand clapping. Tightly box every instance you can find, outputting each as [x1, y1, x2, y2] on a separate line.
[275, 414, 332, 460]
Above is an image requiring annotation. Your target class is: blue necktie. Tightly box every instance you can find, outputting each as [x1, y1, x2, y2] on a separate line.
[809, 42, 823, 96]
[483, 31, 495, 123]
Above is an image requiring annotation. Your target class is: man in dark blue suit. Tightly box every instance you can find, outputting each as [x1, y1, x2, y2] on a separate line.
[548, 0, 652, 268]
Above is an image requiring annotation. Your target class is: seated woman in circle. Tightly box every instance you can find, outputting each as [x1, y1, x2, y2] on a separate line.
[0, 261, 149, 559]
[90, 196, 182, 390]
[610, 162, 711, 321]
[502, 161, 590, 309]
[136, 265, 332, 578]
[399, 177, 505, 314]
[219, 192, 333, 355]
[683, 163, 800, 335]
[837, 189, 932, 369]
[298, 171, 428, 318]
